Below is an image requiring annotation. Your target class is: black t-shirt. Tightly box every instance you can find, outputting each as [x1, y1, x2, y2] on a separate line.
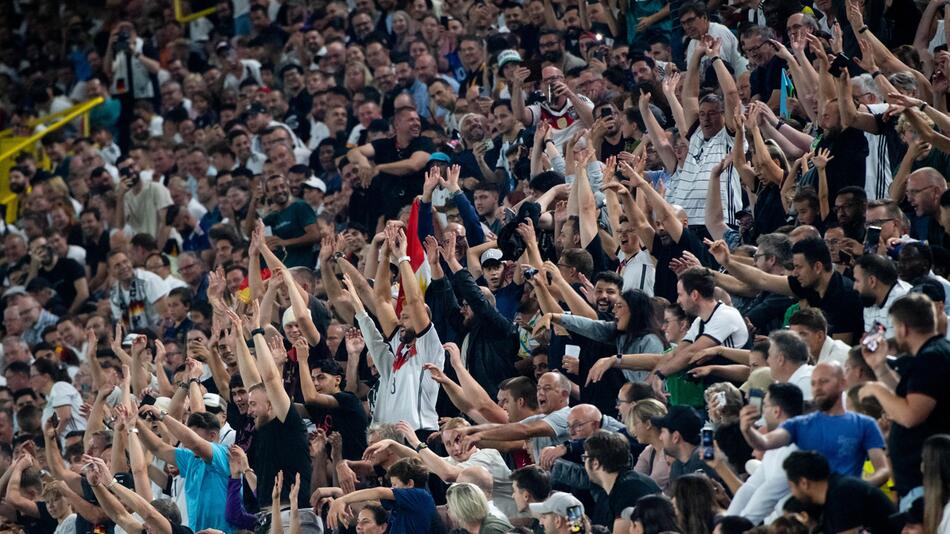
[74, 472, 131, 534]
[590, 469, 661, 527]
[369, 136, 435, 220]
[42, 257, 85, 307]
[787, 271, 864, 337]
[814, 127, 868, 203]
[752, 183, 786, 239]
[226, 400, 255, 452]
[305, 391, 369, 460]
[248, 404, 312, 509]
[651, 227, 709, 302]
[84, 230, 111, 278]
[16, 501, 57, 534]
[889, 336, 950, 494]
[749, 56, 786, 102]
[820, 475, 896, 533]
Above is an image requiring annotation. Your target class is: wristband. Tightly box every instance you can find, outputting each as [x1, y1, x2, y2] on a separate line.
[416, 442, 429, 452]
[775, 119, 785, 130]
[919, 102, 927, 111]
[545, 139, 555, 146]
[177, 381, 190, 390]
[397, 255, 411, 264]
[870, 70, 882, 79]
[107, 479, 119, 490]
[158, 410, 167, 422]
[710, 56, 721, 63]
[250, 328, 266, 337]
[614, 354, 622, 367]
[858, 25, 869, 34]
[654, 370, 666, 380]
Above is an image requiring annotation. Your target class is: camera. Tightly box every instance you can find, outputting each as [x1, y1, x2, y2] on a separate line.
[526, 90, 545, 106]
[116, 29, 131, 52]
[523, 267, 538, 279]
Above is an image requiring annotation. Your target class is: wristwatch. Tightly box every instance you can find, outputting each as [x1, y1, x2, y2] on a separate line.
[415, 442, 429, 452]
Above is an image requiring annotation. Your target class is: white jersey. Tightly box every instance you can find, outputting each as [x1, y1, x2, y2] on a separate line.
[618, 248, 655, 296]
[682, 302, 749, 349]
[357, 312, 444, 430]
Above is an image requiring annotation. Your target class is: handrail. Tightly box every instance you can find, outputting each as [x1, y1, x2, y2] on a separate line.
[174, 0, 218, 24]
[0, 96, 105, 139]
[0, 96, 104, 164]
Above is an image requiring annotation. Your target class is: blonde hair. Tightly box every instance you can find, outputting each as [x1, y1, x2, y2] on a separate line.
[441, 417, 471, 432]
[623, 398, 667, 430]
[446, 482, 489, 525]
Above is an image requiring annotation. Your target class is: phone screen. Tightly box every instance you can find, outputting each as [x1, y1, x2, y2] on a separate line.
[701, 428, 714, 459]
[865, 226, 881, 255]
[566, 505, 583, 533]
[749, 389, 764, 413]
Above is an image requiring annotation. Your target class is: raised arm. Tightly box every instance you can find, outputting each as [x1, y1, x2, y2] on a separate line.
[641, 89, 678, 173]
[682, 37, 707, 128]
[625, 163, 682, 243]
[708, 38, 741, 132]
[706, 239, 793, 296]
[388, 226, 430, 334]
[249, 300, 292, 422]
[224, 308, 262, 388]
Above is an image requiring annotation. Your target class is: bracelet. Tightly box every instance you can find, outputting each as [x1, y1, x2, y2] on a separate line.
[614, 354, 622, 367]
[158, 410, 167, 422]
[250, 328, 266, 337]
[128, 428, 139, 434]
[177, 381, 190, 390]
[858, 25, 869, 34]
[775, 119, 785, 130]
[107, 478, 118, 490]
[397, 255, 411, 264]
[415, 442, 429, 452]
[870, 70, 882, 79]
[919, 101, 927, 111]
[710, 56, 721, 63]
[654, 370, 666, 380]
[545, 139, 555, 146]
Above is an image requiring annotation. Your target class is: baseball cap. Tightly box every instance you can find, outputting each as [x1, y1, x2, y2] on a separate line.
[910, 278, 946, 303]
[302, 176, 327, 193]
[215, 40, 231, 52]
[497, 49, 522, 68]
[203, 393, 223, 410]
[890, 497, 924, 528]
[528, 492, 584, 518]
[428, 152, 452, 163]
[480, 248, 503, 267]
[649, 405, 702, 445]
[246, 102, 268, 116]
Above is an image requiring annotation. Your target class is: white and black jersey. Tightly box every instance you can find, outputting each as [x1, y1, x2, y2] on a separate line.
[682, 302, 749, 350]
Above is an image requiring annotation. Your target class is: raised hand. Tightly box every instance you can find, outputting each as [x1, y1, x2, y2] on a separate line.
[344, 327, 365, 355]
[661, 71, 681, 95]
[704, 238, 731, 266]
[272, 470, 284, 504]
[442, 342, 463, 370]
[586, 356, 617, 385]
[812, 148, 834, 169]
[444, 164, 461, 192]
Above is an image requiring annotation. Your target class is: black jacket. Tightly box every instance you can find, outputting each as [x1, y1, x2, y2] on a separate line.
[426, 269, 518, 398]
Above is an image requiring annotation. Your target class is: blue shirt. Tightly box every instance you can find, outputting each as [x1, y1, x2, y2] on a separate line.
[781, 411, 885, 477]
[175, 443, 232, 533]
[383, 488, 435, 534]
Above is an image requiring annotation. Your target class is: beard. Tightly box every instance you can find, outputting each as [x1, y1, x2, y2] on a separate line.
[815, 392, 837, 412]
[541, 50, 563, 64]
[859, 291, 877, 308]
[9, 182, 25, 194]
[399, 328, 417, 345]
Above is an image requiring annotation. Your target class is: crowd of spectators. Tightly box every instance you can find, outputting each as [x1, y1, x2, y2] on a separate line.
[1, 0, 950, 533]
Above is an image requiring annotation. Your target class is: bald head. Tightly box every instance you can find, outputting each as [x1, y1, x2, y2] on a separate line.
[813, 361, 844, 380]
[457, 465, 494, 498]
[906, 167, 947, 216]
[789, 225, 821, 243]
[567, 404, 602, 439]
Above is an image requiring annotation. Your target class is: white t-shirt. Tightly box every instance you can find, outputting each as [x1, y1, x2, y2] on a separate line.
[521, 406, 570, 464]
[42, 381, 88, 438]
[786, 364, 815, 401]
[526, 95, 594, 152]
[123, 181, 174, 236]
[666, 125, 742, 226]
[447, 448, 516, 518]
[618, 248, 655, 296]
[682, 302, 749, 349]
[373, 324, 444, 430]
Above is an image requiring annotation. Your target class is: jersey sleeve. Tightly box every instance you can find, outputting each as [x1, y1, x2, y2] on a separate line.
[860, 415, 886, 451]
[700, 307, 743, 345]
[681, 317, 702, 344]
[418, 324, 444, 366]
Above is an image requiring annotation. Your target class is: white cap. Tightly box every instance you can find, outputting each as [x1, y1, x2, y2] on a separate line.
[282, 307, 313, 329]
[203, 393, 223, 410]
[528, 492, 584, 518]
[480, 248, 503, 266]
[302, 176, 327, 193]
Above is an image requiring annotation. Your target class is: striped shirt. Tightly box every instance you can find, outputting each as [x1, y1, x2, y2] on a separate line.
[666, 124, 743, 226]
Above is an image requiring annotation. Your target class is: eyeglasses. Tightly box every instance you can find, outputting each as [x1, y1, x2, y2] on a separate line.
[866, 218, 894, 227]
[581, 453, 589, 463]
[906, 185, 936, 196]
[568, 420, 598, 433]
[680, 15, 699, 26]
[753, 253, 772, 260]
[616, 398, 632, 407]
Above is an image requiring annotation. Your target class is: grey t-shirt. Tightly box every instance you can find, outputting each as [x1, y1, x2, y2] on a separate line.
[522, 406, 570, 462]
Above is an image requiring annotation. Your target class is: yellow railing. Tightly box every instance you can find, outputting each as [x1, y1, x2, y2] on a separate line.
[0, 96, 104, 166]
[174, 0, 218, 23]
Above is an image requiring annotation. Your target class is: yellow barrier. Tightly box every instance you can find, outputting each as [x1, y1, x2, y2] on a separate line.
[0, 96, 104, 165]
[174, 0, 218, 24]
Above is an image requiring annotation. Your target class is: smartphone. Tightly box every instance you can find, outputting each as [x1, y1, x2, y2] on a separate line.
[839, 250, 853, 265]
[566, 505, 583, 533]
[865, 225, 881, 255]
[863, 321, 887, 352]
[714, 391, 726, 408]
[701, 428, 715, 460]
[564, 345, 581, 358]
[49, 413, 60, 428]
[483, 139, 494, 152]
[525, 58, 543, 84]
[141, 394, 156, 406]
[264, 226, 274, 237]
[600, 106, 613, 118]
[830, 54, 850, 76]
[748, 388, 764, 414]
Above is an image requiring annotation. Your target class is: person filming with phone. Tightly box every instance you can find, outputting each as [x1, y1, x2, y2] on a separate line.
[510, 65, 594, 152]
[856, 292, 950, 511]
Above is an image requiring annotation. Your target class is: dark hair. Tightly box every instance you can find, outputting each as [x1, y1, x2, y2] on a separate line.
[510, 465, 550, 500]
[783, 450, 831, 482]
[186, 412, 221, 432]
[592, 271, 623, 290]
[628, 495, 679, 534]
[361, 503, 389, 525]
[583, 430, 631, 473]
[846, 346, 876, 382]
[679, 1, 708, 19]
[768, 330, 809, 365]
[792, 237, 832, 272]
[788, 307, 828, 334]
[855, 254, 899, 286]
[31, 358, 68, 383]
[167, 287, 193, 307]
[889, 293, 937, 333]
[491, 99, 512, 114]
[715, 516, 756, 534]
[387, 457, 429, 487]
[498, 376, 539, 410]
[4, 361, 30, 377]
[671, 474, 719, 534]
[313, 359, 345, 377]
[620, 290, 666, 346]
[767, 382, 804, 418]
[79, 207, 101, 221]
[678, 267, 715, 299]
[836, 185, 868, 203]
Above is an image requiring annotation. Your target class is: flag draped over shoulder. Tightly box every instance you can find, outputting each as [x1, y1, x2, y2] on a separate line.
[396, 199, 431, 315]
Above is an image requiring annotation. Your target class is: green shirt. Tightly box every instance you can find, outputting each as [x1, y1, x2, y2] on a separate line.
[263, 200, 317, 268]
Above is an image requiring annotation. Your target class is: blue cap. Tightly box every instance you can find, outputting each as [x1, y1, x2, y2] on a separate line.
[428, 152, 451, 163]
